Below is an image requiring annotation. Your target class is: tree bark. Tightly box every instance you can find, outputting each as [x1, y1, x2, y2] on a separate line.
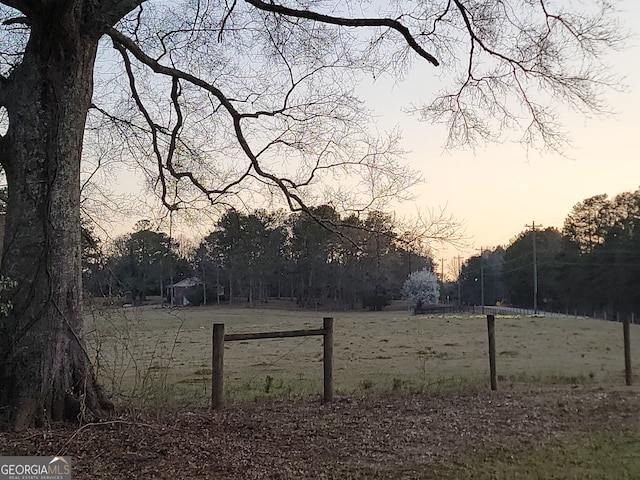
[0, 8, 113, 429]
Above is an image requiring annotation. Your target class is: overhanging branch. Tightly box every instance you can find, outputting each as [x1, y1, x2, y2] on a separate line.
[243, 0, 440, 67]
[108, 27, 311, 213]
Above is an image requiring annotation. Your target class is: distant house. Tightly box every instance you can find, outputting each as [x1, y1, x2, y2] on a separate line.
[167, 276, 202, 306]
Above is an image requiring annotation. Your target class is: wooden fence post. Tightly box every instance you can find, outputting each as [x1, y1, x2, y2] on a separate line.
[624, 315, 632, 386]
[212, 323, 225, 410]
[213, 319, 332, 408]
[323, 317, 334, 403]
[487, 314, 497, 391]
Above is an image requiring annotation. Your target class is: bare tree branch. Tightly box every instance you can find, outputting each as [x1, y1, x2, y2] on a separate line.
[2, 16, 29, 26]
[93, 0, 623, 238]
[408, 0, 624, 152]
[109, 27, 314, 214]
[244, 0, 440, 67]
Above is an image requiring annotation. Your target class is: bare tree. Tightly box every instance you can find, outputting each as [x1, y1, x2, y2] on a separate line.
[0, 0, 623, 429]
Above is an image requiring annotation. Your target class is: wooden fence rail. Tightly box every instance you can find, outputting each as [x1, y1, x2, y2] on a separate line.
[211, 317, 334, 410]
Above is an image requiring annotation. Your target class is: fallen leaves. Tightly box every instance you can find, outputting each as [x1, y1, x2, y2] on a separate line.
[1, 387, 639, 479]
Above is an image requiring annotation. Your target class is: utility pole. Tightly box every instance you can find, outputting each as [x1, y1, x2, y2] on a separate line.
[525, 221, 542, 315]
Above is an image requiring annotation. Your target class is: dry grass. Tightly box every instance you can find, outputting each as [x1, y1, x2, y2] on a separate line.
[3, 305, 640, 478]
[84, 305, 640, 406]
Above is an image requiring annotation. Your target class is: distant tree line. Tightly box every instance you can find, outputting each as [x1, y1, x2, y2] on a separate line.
[455, 188, 640, 317]
[83, 219, 192, 302]
[83, 206, 433, 310]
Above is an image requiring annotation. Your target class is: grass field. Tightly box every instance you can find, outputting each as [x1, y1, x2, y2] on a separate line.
[437, 428, 640, 480]
[84, 304, 640, 406]
[4, 305, 640, 478]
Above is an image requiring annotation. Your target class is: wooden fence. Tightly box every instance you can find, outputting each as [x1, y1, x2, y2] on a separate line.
[485, 313, 633, 390]
[211, 313, 632, 407]
[211, 317, 334, 409]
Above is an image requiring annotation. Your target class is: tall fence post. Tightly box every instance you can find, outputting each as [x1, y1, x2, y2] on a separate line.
[323, 317, 334, 403]
[624, 315, 632, 386]
[212, 323, 225, 410]
[487, 314, 497, 391]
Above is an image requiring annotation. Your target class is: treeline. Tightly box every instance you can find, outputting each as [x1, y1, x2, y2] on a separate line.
[83, 206, 433, 309]
[456, 188, 640, 316]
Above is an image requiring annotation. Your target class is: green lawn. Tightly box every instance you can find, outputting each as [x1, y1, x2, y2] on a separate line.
[436, 429, 640, 480]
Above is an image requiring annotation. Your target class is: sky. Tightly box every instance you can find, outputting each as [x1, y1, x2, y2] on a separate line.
[105, 1, 640, 278]
[358, 1, 640, 275]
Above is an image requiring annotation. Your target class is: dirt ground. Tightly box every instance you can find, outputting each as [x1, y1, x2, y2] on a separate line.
[1, 386, 639, 479]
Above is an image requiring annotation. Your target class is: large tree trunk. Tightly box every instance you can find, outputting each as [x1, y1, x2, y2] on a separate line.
[0, 11, 113, 429]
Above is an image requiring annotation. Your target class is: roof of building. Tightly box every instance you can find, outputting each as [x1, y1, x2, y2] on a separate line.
[170, 276, 202, 288]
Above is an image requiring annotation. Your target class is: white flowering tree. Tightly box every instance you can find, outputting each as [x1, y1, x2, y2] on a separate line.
[401, 269, 439, 312]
